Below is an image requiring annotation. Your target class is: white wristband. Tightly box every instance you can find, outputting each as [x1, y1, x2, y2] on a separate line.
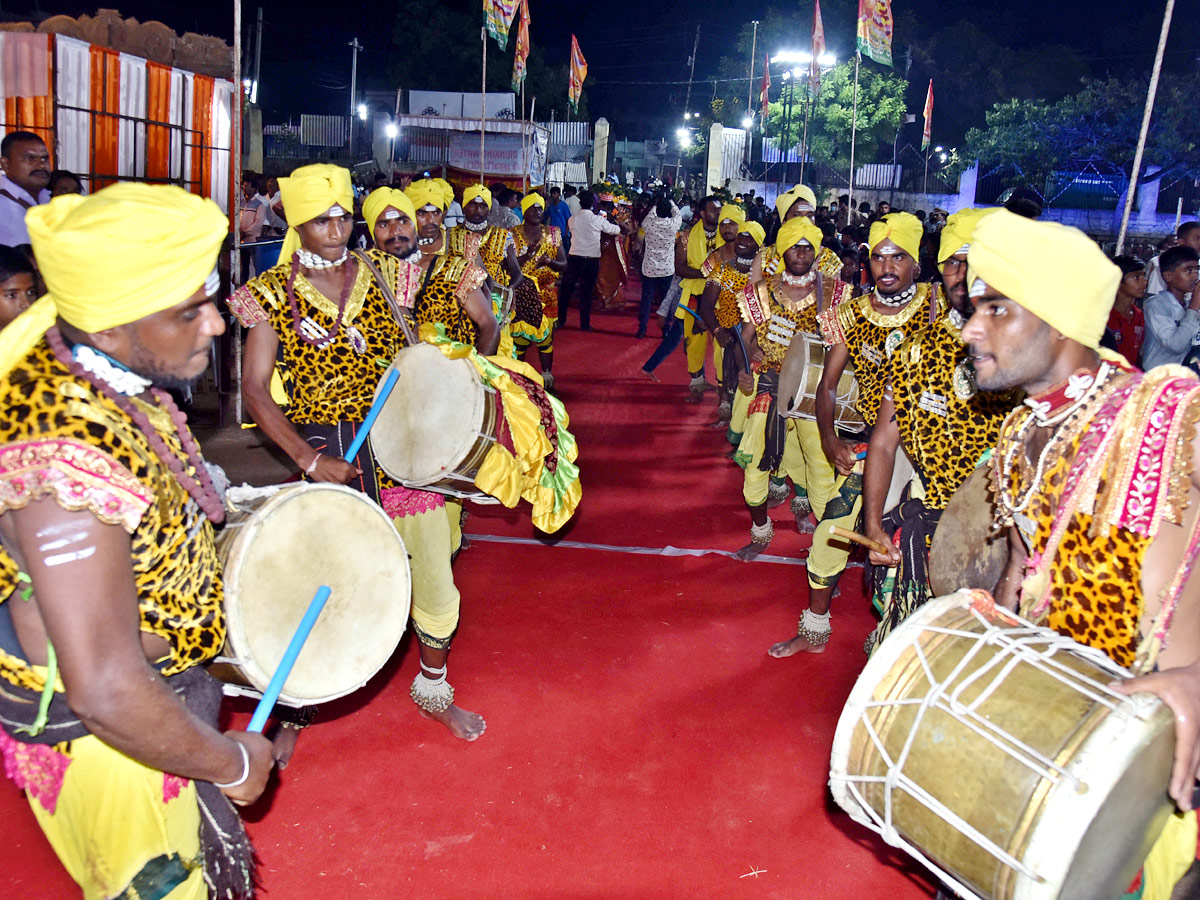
[214, 741, 250, 789]
[304, 453, 322, 476]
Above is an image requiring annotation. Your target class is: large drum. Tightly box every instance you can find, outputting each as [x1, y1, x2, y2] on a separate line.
[830, 590, 1175, 900]
[929, 466, 1008, 597]
[212, 483, 411, 707]
[777, 331, 865, 433]
[368, 343, 500, 501]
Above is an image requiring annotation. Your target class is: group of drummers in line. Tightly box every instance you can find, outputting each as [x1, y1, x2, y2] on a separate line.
[0, 164, 581, 899]
[670, 185, 1200, 897]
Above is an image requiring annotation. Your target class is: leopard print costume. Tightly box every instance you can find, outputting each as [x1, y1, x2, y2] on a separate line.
[758, 243, 843, 281]
[740, 273, 852, 374]
[510, 224, 562, 316]
[818, 283, 944, 428]
[708, 261, 752, 329]
[0, 339, 224, 692]
[889, 311, 1020, 511]
[228, 249, 422, 424]
[448, 225, 514, 287]
[414, 253, 488, 348]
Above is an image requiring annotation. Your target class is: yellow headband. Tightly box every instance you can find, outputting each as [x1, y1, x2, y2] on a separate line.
[937, 207, 999, 265]
[521, 192, 545, 216]
[278, 163, 353, 259]
[363, 187, 417, 236]
[967, 210, 1119, 351]
[775, 216, 824, 256]
[405, 179, 450, 213]
[719, 203, 747, 226]
[868, 212, 922, 261]
[737, 222, 766, 246]
[463, 184, 492, 209]
[0, 183, 227, 378]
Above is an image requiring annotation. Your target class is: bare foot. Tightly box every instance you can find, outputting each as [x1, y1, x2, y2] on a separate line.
[641, 369, 661, 382]
[685, 391, 703, 404]
[733, 540, 769, 561]
[420, 703, 487, 741]
[795, 512, 816, 534]
[767, 635, 828, 657]
[271, 724, 302, 769]
[767, 493, 788, 509]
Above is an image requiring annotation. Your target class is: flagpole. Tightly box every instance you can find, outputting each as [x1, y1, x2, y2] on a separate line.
[746, 20, 759, 172]
[799, 75, 812, 184]
[521, 81, 527, 193]
[528, 96, 536, 188]
[480, 25, 488, 184]
[923, 136, 930, 194]
[1117, 0, 1175, 255]
[848, 51, 860, 216]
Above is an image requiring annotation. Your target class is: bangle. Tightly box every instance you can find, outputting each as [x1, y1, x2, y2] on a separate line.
[304, 453, 322, 476]
[214, 741, 250, 789]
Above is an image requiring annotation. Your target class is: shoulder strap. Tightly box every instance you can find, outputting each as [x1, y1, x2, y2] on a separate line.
[0, 189, 33, 210]
[352, 249, 418, 345]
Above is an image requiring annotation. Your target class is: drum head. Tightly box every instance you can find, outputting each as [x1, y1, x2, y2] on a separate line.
[776, 331, 813, 417]
[369, 343, 486, 486]
[928, 466, 1007, 597]
[222, 483, 411, 705]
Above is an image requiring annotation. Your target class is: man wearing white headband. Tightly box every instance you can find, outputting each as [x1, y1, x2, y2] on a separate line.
[752, 184, 841, 284]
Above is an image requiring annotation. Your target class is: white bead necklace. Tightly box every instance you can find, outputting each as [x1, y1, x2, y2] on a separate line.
[296, 248, 348, 270]
[874, 283, 917, 308]
[736, 256, 756, 268]
[781, 269, 816, 288]
[73, 344, 152, 396]
[465, 220, 489, 233]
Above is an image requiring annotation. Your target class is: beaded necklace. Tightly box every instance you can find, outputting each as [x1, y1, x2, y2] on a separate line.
[874, 282, 917, 308]
[781, 268, 817, 289]
[287, 252, 357, 348]
[46, 326, 225, 523]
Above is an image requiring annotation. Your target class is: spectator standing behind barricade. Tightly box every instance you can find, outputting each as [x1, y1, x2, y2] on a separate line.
[1148, 221, 1200, 295]
[1142, 245, 1200, 370]
[48, 170, 83, 197]
[1101, 255, 1148, 365]
[0, 131, 50, 247]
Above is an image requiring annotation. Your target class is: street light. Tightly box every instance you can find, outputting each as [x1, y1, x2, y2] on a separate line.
[357, 103, 368, 121]
[741, 113, 754, 129]
[385, 122, 398, 139]
[771, 50, 837, 67]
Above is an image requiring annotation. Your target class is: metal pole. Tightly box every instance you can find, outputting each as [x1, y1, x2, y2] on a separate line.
[252, 7, 263, 103]
[527, 96, 537, 190]
[348, 38, 361, 158]
[890, 125, 900, 206]
[799, 75, 812, 185]
[1176, 196, 1184, 231]
[848, 52, 860, 216]
[678, 24, 700, 189]
[480, 27, 487, 183]
[1117, 0, 1175, 255]
[521, 81, 526, 192]
[923, 141, 930, 194]
[232, 0, 243, 425]
[745, 21, 758, 171]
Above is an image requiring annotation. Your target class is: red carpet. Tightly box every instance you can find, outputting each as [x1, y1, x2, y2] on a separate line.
[0, 275, 937, 898]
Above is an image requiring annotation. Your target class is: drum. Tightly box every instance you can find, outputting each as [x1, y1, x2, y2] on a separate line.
[829, 590, 1175, 900]
[368, 343, 500, 500]
[929, 466, 1008, 597]
[776, 331, 865, 433]
[212, 483, 411, 707]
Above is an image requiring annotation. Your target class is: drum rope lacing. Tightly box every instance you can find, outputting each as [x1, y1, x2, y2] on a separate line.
[833, 603, 1136, 894]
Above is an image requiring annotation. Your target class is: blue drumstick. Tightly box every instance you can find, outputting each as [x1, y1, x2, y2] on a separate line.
[247, 585, 332, 733]
[343, 368, 400, 463]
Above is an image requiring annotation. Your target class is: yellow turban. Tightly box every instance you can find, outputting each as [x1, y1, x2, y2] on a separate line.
[868, 212, 922, 261]
[776, 184, 817, 220]
[937, 207, 999, 265]
[278, 163, 353, 259]
[363, 187, 417, 236]
[967, 210, 1119, 351]
[737, 221, 766, 246]
[775, 216, 824, 256]
[462, 184, 492, 209]
[521, 192, 545, 216]
[0, 183, 227, 378]
[719, 203, 747, 226]
[405, 179, 450, 213]
[432, 178, 455, 207]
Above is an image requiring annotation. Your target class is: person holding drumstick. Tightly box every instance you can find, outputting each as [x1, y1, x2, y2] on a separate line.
[861, 208, 1020, 655]
[509, 192, 568, 391]
[232, 165, 487, 749]
[750, 184, 843, 285]
[0, 184, 272, 899]
[962, 210, 1200, 897]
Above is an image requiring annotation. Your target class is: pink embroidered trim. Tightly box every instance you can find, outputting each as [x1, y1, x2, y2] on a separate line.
[381, 485, 445, 519]
[0, 729, 71, 814]
[740, 281, 768, 327]
[0, 439, 150, 533]
[394, 259, 423, 308]
[227, 283, 270, 327]
[163, 773, 189, 803]
[454, 263, 488, 302]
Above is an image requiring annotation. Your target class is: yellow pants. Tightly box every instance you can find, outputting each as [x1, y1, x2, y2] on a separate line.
[740, 415, 835, 512]
[445, 497, 463, 555]
[25, 734, 205, 900]
[683, 312, 711, 375]
[393, 504, 461, 647]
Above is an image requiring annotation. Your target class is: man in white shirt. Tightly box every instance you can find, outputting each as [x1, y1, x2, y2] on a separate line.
[0, 131, 50, 247]
[563, 185, 581, 217]
[558, 189, 626, 331]
[638, 195, 681, 337]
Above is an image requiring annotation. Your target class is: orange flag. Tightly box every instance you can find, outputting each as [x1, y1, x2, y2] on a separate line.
[569, 35, 587, 112]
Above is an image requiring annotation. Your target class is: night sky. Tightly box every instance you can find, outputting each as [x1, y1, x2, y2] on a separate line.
[10, 0, 1198, 136]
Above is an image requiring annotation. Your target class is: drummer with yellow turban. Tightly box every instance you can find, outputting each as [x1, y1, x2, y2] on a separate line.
[674, 194, 725, 402]
[363, 185, 419, 260]
[860, 207, 1018, 655]
[230, 163, 488, 745]
[405, 176, 455, 258]
[510, 191, 567, 390]
[0, 183, 274, 899]
[768, 212, 943, 659]
[936, 209, 1200, 900]
[752, 184, 843, 283]
[732, 215, 856, 562]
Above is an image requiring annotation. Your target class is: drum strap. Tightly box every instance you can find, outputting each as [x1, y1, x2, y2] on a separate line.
[353, 249, 419, 346]
[756, 372, 788, 474]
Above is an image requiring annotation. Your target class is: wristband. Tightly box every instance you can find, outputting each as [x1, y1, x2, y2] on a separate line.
[304, 453, 322, 476]
[214, 741, 250, 789]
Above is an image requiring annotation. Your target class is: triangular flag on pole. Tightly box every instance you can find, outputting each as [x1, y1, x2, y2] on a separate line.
[856, 0, 894, 67]
[511, 0, 531, 91]
[759, 51, 771, 120]
[569, 34, 588, 112]
[921, 80, 934, 149]
[811, 0, 826, 96]
[483, 0, 520, 51]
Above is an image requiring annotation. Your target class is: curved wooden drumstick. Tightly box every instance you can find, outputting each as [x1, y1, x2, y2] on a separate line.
[830, 526, 892, 557]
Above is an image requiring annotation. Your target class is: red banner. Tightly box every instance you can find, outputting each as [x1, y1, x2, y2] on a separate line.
[812, 0, 826, 96]
[512, 0, 530, 91]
